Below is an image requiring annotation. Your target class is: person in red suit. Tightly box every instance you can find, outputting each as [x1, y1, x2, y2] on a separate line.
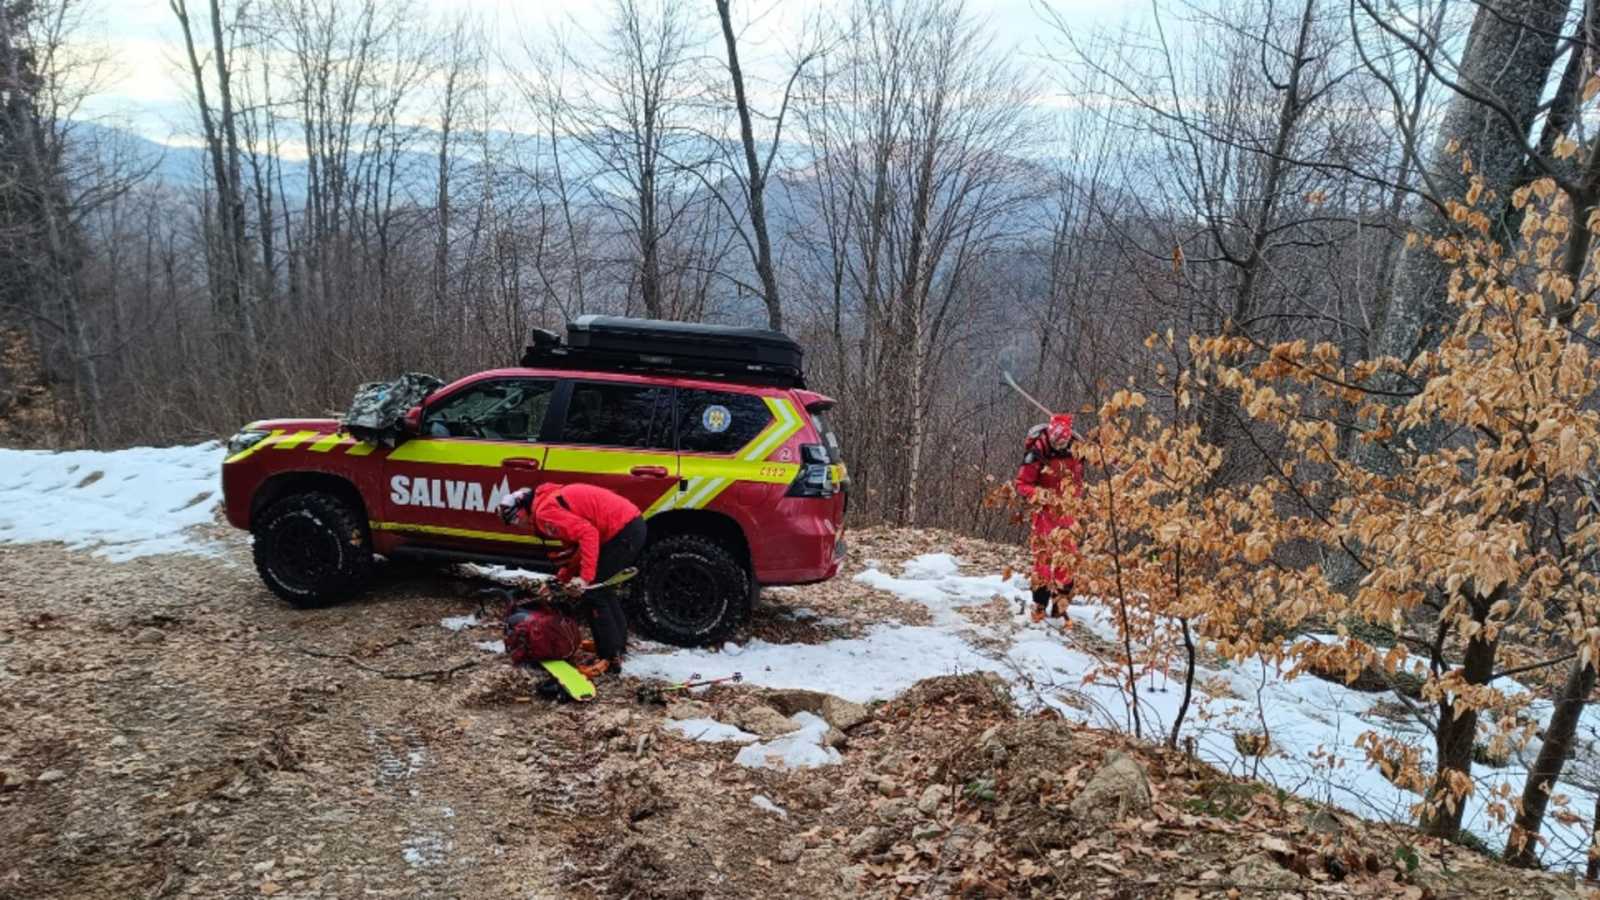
[499, 482, 646, 675]
[1015, 413, 1085, 623]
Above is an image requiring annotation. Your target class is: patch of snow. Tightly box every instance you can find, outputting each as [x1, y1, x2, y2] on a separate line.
[439, 614, 479, 632]
[0, 443, 223, 560]
[628, 624, 994, 704]
[461, 563, 548, 587]
[401, 833, 447, 868]
[474, 640, 505, 654]
[785, 607, 850, 627]
[735, 712, 841, 770]
[665, 718, 758, 744]
[854, 553, 1028, 626]
[901, 552, 961, 579]
[751, 794, 788, 818]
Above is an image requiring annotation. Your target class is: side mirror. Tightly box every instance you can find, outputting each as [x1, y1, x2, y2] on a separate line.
[402, 405, 423, 435]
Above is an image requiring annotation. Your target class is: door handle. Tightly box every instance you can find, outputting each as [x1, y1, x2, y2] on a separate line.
[630, 465, 669, 478]
[504, 457, 541, 471]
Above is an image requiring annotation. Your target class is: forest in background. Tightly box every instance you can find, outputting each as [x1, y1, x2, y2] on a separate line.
[0, 0, 1581, 534]
[11, 0, 1600, 872]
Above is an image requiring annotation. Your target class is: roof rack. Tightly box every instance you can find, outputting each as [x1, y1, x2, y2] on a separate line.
[520, 315, 806, 388]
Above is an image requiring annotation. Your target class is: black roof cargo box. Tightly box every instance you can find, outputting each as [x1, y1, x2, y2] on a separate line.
[520, 315, 805, 388]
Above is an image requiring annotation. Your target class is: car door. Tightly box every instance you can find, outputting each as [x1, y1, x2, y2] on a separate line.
[541, 379, 679, 515]
[379, 377, 558, 555]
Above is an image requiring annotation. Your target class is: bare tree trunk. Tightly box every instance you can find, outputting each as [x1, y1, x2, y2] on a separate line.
[1421, 593, 1499, 838]
[0, 3, 100, 442]
[171, 0, 253, 352]
[1506, 659, 1597, 866]
[1364, 0, 1568, 374]
[714, 0, 782, 330]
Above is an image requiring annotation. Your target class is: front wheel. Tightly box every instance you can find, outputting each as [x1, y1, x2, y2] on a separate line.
[252, 492, 372, 607]
[630, 535, 751, 647]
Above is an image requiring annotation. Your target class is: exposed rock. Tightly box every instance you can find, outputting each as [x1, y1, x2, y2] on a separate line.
[820, 696, 870, 731]
[761, 688, 871, 731]
[775, 838, 804, 864]
[917, 784, 951, 816]
[1302, 808, 1343, 836]
[876, 798, 914, 824]
[1068, 752, 1151, 823]
[875, 775, 898, 797]
[823, 727, 847, 750]
[847, 827, 886, 859]
[585, 709, 634, 740]
[1228, 852, 1301, 890]
[35, 769, 67, 784]
[664, 699, 712, 721]
[135, 627, 165, 644]
[0, 769, 23, 791]
[732, 704, 801, 738]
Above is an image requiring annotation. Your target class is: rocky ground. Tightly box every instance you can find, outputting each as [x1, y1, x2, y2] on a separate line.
[1, 527, 1594, 899]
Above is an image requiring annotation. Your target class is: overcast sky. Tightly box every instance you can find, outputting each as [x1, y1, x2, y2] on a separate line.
[78, 0, 1144, 144]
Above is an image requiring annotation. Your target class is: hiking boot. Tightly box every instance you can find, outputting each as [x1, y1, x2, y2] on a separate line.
[575, 658, 611, 679]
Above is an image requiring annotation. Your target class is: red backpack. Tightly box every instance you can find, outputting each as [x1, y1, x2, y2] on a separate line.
[503, 606, 582, 666]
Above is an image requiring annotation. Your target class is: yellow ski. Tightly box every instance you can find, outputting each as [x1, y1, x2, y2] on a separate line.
[539, 659, 596, 702]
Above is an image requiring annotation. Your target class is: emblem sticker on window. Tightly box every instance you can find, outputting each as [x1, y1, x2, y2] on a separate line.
[702, 404, 732, 433]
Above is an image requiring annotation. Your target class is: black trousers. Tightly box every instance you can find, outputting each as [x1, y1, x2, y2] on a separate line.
[1032, 583, 1073, 609]
[588, 516, 646, 660]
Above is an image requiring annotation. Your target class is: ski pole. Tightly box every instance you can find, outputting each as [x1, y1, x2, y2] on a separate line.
[1001, 370, 1056, 417]
[635, 672, 744, 705]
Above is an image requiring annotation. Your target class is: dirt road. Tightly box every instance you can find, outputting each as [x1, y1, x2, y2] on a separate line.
[0, 533, 926, 899]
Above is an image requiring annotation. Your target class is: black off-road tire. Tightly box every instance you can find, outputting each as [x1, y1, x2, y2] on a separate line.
[630, 534, 751, 647]
[252, 492, 373, 607]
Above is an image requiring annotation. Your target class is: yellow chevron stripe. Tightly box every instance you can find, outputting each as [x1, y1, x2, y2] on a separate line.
[679, 458, 799, 483]
[369, 520, 555, 546]
[272, 430, 320, 450]
[384, 439, 541, 466]
[684, 397, 806, 509]
[223, 429, 285, 465]
[655, 397, 807, 512]
[308, 433, 350, 453]
[346, 441, 378, 457]
[544, 448, 677, 476]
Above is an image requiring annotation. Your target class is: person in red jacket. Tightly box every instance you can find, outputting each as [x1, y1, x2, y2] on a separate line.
[1016, 413, 1085, 623]
[498, 482, 647, 675]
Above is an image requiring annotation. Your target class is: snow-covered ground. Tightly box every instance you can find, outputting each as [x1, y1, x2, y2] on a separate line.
[1, 443, 1592, 866]
[632, 554, 1600, 865]
[0, 443, 223, 561]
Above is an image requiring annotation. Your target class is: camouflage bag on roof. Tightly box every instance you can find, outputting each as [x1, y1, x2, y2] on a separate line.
[340, 372, 444, 445]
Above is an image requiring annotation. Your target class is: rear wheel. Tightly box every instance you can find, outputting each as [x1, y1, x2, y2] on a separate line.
[252, 492, 372, 607]
[631, 534, 751, 647]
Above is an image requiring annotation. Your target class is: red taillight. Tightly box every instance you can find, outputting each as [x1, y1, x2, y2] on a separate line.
[786, 444, 838, 497]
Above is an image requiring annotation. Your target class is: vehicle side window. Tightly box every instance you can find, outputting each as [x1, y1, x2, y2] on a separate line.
[422, 379, 555, 441]
[677, 390, 773, 454]
[558, 382, 673, 450]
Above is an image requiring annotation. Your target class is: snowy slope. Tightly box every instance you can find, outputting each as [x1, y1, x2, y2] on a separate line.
[629, 553, 1600, 868]
[0, 443, 223, 561]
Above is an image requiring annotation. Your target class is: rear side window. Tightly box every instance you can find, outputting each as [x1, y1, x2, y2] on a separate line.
[559, 382, 673, 450]
[677, 390, 773, 454]
[811, 411, 843, 462]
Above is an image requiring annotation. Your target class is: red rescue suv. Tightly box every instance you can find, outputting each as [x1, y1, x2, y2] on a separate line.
[221, 317, 847, 646]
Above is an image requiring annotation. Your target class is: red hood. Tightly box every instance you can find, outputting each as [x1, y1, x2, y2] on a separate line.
[533, 482, 563, 509]
[246, 418, 340, 433]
